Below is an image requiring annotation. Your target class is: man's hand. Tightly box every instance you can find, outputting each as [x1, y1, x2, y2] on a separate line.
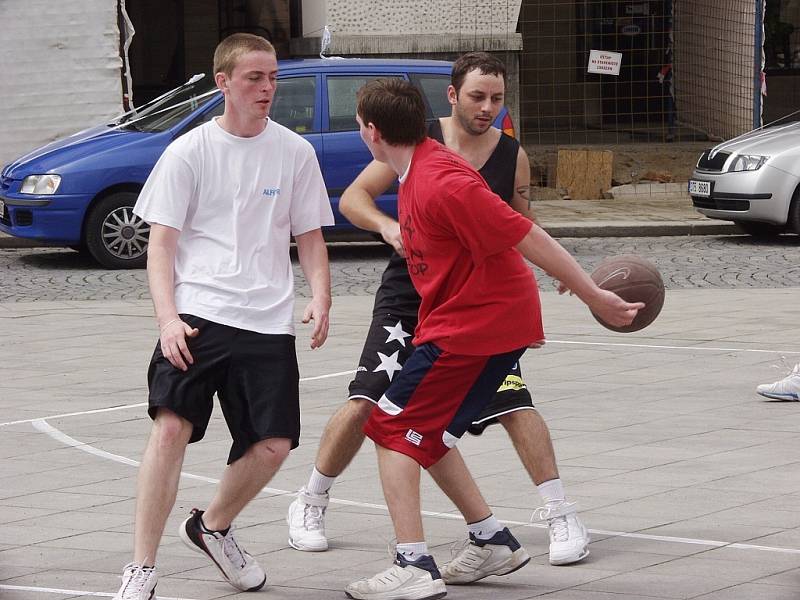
[587, 289, 644, 328]
[380, 221, 404, 256]
[303, 296, 331, 349]
[159, 319, 200, 371]
[529, 339, 546, 349]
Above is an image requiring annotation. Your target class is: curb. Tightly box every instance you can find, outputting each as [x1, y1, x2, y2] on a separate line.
[541, 221, 741, 238]
[0, 221, 743, 250]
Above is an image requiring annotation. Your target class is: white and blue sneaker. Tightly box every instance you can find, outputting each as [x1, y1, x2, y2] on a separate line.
[346, 553, 446, 600]
[440, 527, 530, 584]
[756, 364, 800, 400]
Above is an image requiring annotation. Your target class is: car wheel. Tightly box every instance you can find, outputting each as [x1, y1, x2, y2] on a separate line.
[787, 186, 800, 234]
[84, 192, 149, 269]
[734, 220, 783, 238]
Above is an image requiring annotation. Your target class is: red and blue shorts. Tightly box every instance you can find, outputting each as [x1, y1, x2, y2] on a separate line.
[363, 342, 527, 468]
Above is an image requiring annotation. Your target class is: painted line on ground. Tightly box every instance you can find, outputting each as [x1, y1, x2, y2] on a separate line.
[33, 419, 800, 556]
[0, 584, 194, 599]
[547, 339, 800, 354]
[3, 338, 797, 429]
[0, 370, 357, 428]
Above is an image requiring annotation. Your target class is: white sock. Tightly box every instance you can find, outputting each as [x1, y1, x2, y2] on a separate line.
[468, 514, 503, 540]
[396, 541, 428, 561]
[306, 467, 336, 495]
[538, 478, 566, 505]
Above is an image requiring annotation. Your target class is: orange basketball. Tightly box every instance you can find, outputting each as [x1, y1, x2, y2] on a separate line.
[590, 255, 665, 333]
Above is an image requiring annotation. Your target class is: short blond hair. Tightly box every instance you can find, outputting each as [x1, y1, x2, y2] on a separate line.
[213, 33, 275, 77]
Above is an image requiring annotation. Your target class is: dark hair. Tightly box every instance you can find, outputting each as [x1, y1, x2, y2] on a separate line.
[214, 33, 275, 76]
[356, 79, 427, 146]
[451, 52, 506, 92]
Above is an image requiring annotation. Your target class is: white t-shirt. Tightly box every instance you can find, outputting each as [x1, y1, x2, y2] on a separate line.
[134, 118, 333, 335]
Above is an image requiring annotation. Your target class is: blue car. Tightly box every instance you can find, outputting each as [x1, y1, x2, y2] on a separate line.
[0, 58, 514, 268]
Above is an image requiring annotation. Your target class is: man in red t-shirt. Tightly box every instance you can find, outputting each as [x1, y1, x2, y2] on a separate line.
[345, 79, 643, 600]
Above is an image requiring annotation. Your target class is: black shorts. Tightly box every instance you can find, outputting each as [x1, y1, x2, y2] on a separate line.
[147, 314, 301, 464]
[348, 313, 534, 435]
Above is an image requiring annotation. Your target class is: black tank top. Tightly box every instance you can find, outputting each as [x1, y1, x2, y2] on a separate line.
[372, 119, 521, 319]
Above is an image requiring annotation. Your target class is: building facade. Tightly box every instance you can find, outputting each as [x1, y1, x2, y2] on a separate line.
[1, 1, 797, 169]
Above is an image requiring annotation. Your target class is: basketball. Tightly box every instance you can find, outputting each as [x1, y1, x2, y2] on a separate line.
[590, 255, 665, 333]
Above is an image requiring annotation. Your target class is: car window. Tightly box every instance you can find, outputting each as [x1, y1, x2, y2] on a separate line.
[326, 75, 403, 132]
[271, 76, 317, 134]
[120, 77, 219, 133]
[410, 74, 452, 118]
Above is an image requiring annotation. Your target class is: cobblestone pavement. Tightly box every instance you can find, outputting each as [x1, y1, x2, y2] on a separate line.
[1, 234, 799, 302]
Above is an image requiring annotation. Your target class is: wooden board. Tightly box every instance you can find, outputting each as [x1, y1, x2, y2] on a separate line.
[556, 149, 613, 200]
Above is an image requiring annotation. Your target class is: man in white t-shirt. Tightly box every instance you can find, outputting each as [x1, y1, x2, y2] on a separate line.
[112, 34, 334, 600]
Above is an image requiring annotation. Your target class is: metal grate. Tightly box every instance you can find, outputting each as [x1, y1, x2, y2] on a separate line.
[517, 0, 760, 145]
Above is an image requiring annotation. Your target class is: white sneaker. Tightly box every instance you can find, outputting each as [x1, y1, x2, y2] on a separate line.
[345, 554, 446, 600]
[113, 563, 157, 600]
[179, 509, 266, 591]
[440, 527, 530, 585]
[287, 486, 329, 551]
[756, 364, 800, 400]
[534, 501, 590, 565]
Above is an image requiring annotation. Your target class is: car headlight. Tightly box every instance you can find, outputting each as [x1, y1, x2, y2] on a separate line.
[20, 174, 61, 195]
[728, 155, 769, 172]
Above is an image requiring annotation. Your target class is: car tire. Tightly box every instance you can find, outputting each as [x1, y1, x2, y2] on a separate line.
[84, 192, 149, 269]
[735, 220, 783, 238]
[787, 186, 800, 235]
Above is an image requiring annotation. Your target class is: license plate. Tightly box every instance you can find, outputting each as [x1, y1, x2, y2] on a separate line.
[688, 180, 711, 197]
[0, 198, 4, 217]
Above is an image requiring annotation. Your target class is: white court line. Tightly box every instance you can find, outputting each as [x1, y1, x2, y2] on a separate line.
[547, 340, 800, 354]
[32, 419, 800, 556]
[0, 370, 356, 428]
[3, 338, 797, 429]
[0, 584, 194, 599]
[2, 337, 796, 429]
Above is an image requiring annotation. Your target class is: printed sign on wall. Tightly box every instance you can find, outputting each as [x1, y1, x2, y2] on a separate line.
[588, 50, 623, 75]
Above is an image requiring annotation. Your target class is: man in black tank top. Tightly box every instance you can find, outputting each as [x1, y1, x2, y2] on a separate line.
[287, 53, 590, 571]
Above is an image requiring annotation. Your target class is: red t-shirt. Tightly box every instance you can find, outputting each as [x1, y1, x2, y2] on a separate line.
[398, 138, 544, 355]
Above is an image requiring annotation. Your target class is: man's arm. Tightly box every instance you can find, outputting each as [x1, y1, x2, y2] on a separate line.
[294, 228, 331, 349]
[147, 223, 199, 371]
[509, 146, 536, 223]
[339, 160, 403, 255]
[515, 223, 644, 329]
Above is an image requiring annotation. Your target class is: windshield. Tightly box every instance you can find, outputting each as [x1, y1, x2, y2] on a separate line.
[114, 75, 220, 133]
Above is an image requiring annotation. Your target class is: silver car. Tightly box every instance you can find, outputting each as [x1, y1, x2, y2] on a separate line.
[690, 122, 800, 236]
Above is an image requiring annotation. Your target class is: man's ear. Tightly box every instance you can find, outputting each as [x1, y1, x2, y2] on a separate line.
[214, 72, 228, 93]
[367, 122, 381, 143]
[447, 85, 458, 106]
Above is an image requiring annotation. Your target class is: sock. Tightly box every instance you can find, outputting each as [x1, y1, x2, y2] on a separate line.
[538, 478, 566, 505]
[468, 514, 503, 540]
[307, 467, 336, 495]
[396, 541, 429, 561]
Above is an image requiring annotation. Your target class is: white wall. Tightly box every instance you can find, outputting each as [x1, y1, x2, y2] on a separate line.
[0, 0, 123, 166]
[305, 0, 521, 37]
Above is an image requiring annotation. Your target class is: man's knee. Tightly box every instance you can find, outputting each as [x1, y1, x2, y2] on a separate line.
[151, 408, 193, 448]
[347, 397, 375, 424]
[249, 437, 291, 467]
[498, 408, 541, 431]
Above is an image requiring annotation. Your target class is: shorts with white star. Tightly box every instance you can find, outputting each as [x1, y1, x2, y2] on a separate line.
[348, 313, 535, 435]
[364, 343, 527, 468]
